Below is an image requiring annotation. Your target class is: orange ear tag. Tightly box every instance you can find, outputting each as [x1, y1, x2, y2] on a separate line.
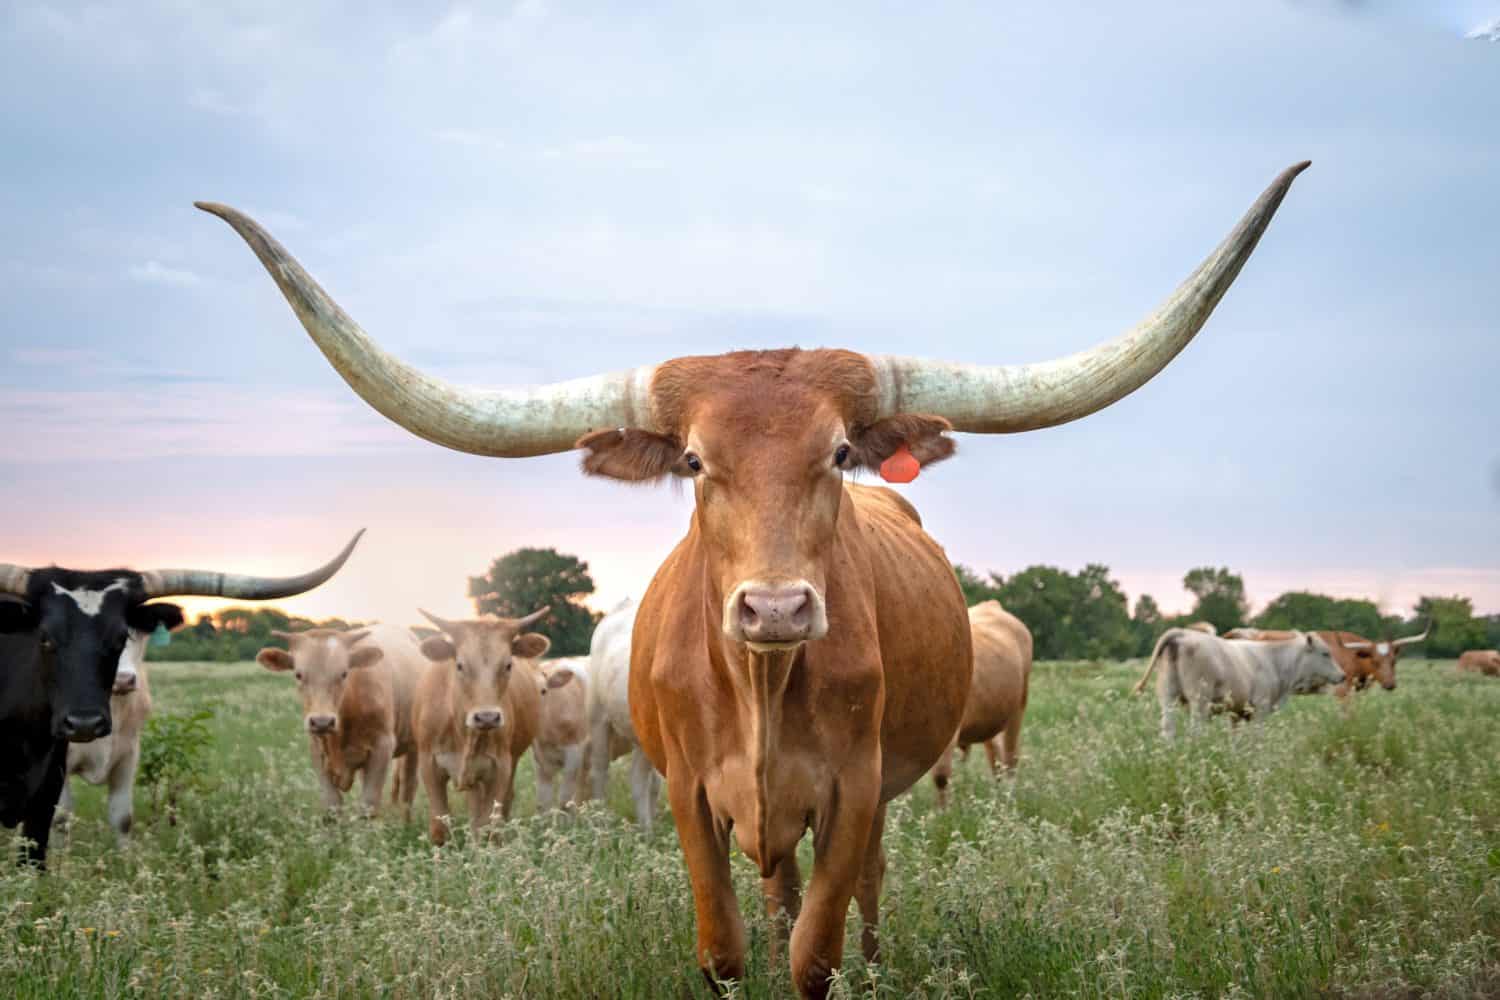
[879, 444, 920, 484]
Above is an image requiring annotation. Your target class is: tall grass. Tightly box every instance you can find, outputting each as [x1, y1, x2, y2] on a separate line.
[3, 659, 1498, 998]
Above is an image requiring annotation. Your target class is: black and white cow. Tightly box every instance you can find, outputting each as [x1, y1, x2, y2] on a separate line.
[0, 532, 363, 867]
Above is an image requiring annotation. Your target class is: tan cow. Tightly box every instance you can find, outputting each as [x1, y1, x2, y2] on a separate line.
[1458, 650, 1500, 676]
[931, 601, 1032, 807]
[56, 613, 182, 841]
[201, 160, 1308, 998]
[534, 656, 590, 810]
[413, 608, 549, 845]
[257, 623, 426, 817]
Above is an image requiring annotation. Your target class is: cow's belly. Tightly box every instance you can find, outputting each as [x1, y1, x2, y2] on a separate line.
[67, 737, 114, 785]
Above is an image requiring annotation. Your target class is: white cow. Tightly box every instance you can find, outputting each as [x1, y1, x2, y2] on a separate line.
[56, 628, 154, 841]
[533, 656, 591, 810]
[1133, 627, 1346, 740]
[585, 598, 662, 831]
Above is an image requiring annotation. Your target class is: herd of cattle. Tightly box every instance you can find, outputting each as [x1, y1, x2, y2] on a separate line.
[1, 161, 1493, 997]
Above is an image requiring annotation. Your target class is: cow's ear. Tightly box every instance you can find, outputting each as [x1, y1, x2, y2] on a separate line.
[0, 600, 36, 634]
[257, 647, 295, 672]
[849, 414, 955, 473]
[577, 428, 686, 482]
[126, 602, 185, 634]
[546, 669, 576, 690]
[420, 636, 456, 662]
[348, 646, 384, 671]
[512, 632, 551, 660]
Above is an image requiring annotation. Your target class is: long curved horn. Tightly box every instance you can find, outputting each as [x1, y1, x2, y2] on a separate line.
[195, 203, 658, 457]
[1392, 620, 1430, 649]
[508, 605, 551, 630]
[869, 161, 1310, 429]
[0, 565, 30, 597]
[419, 608, 459, 633]
[140, 530, 364, 599]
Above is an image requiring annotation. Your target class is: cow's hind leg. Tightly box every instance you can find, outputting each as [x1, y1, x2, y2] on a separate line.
[629, 747, 661, 833]
[395, 752, 419, 823]
[791, 773, 879, 999]
[931, 742, 955, 808]
[587, 718, 612, 803]
[854, 801, 888, 965]
[760, 854, 803, 971]
[667, 771, 746, 992]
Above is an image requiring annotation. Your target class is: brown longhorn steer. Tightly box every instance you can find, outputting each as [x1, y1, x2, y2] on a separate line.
[1458, 650, 1500, 676]
[198, 161, 1309, 998]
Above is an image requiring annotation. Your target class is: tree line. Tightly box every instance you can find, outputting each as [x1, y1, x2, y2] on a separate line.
[955, 563, 1500, 661]
[148, 548, 1500, 663]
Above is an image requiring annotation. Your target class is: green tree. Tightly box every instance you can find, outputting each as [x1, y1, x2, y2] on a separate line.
[469, 548, 601, 657]
[992, 564, 1134, 661]
[1413, 595, 1487, 658]
[1131, 594, 1164, 657]
[1254, 592, 1387, 636]
[1182, 566, 1249, 633]
[953, 564, 1002, 607]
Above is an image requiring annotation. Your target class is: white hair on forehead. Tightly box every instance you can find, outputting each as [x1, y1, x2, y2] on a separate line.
[1376, 642, 1391, 656]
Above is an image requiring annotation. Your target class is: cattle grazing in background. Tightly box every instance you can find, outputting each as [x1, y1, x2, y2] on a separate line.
[1185, 621, 1218, 635]
[583, 598, 662, 832]
[257, 622, 427, 818]
[1457, 649, 1500, 676]
[0, 532, 362, 868]
[1133, 628, 1346, 740]
[56, 615, 184, 842]
[1325, 625, 1429, 695]
[533, 657, 590, 811]
[1222, 627, 1296, 640]
[201, 160, 1308, 997]
[412, 608, 549, 845]
[931, 601, 1032, 808]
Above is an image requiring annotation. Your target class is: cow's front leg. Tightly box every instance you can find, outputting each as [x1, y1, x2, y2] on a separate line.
[420, 754, 451, 845]
[791, 771, 879, 999]
[668, 770, 745, 992]
[20, 756, 65, 869]
[930, 742, 956, 808]
[854, 801, 888, 964]
[107, 747, 140, 842]
[630, 748, 661, 833]
[558, 744, 585, 808]
[496, 752, 517, 822]
[52, 779, 74, 831]
[395, 752, 419, 822]
[312, 741, 343, 812]
[466, 774, 496, 835]
[535, 751, 558, 812]
[360, 735, 395, 816]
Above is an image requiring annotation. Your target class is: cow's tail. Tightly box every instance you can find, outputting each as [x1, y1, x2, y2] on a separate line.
[1132, 630, 1179, 696]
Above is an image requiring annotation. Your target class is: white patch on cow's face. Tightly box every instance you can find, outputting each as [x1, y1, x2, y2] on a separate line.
[114, 630, 148, 694]
[51, 579, 130, 616]
[1375, 642, 1391, 656]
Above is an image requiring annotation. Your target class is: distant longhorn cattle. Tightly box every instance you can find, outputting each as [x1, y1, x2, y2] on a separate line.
[1326, 625, 1429, 694]
[200, 160, 1308, 997]
[534, 657, 590, 810]
[1457, 650, 1500, 676]
[56, 616, 183, 842]
[1133, 628, 1346, 740]
[931, 601, 1032, 807]
[583, 598, 662, 831]
[258, 622, 427, 817]
[413, 608, 549, 845]
[0, 532, 362, 867]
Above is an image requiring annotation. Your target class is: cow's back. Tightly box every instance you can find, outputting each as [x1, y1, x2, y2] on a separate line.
[956, 600, 1031, 745]
[1459, 650, 1500, 676]
[592, 600, 637, 739]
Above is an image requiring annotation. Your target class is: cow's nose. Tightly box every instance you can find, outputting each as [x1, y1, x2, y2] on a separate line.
[470, 709, 503, 730]
[113, 673, 138, 695]
[734, 584, 816, 645]
[306, 714, 337, 734]
[60, 711, 109, 743]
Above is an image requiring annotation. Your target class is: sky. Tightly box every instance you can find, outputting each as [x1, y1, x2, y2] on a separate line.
[2, 1, 1497, 629]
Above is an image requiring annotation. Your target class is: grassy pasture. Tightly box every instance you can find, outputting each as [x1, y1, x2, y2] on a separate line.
[3, 658, 1499, 999]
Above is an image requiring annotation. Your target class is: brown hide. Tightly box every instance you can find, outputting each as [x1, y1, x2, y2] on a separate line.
[932, 601, 1032, 805]
[1458, 650, 1500, 676]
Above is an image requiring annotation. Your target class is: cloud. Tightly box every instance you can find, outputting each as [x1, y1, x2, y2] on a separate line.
[126, 260, 201, 287]
[433, 128, 508, 153]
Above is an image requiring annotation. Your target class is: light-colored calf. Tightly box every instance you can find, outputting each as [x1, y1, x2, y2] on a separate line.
[56, 628, 156, 841]
[1134, 628, 1346, 740]
[931, 601, 1032, 807]
[534, 657, 590, 810]
[257, 623, 427, 817]
[413, 608, 549, 845]
[1458, 649, 1500, 676]
[583, 598, 661, 831]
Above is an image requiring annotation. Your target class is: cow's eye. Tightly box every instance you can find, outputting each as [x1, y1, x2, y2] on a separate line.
[684, 452, 703, 474]
[340, 671, 348, 681]
[294, 670, 304, 681]
[455, 660, 464, 673]
[834, 444, 851, 468]
[38, 632, 56, 652]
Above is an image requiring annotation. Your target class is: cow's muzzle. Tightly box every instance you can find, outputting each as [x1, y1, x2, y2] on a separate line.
[112, 672, 138, 695]
[59, 711, 110, 743]
[305, 714, 338, 735]
[725, 580, 827, 647]
[467, 708, 504, 731]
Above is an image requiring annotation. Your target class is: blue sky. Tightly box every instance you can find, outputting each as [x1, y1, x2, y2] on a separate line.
[2, 1, 1497, 624]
